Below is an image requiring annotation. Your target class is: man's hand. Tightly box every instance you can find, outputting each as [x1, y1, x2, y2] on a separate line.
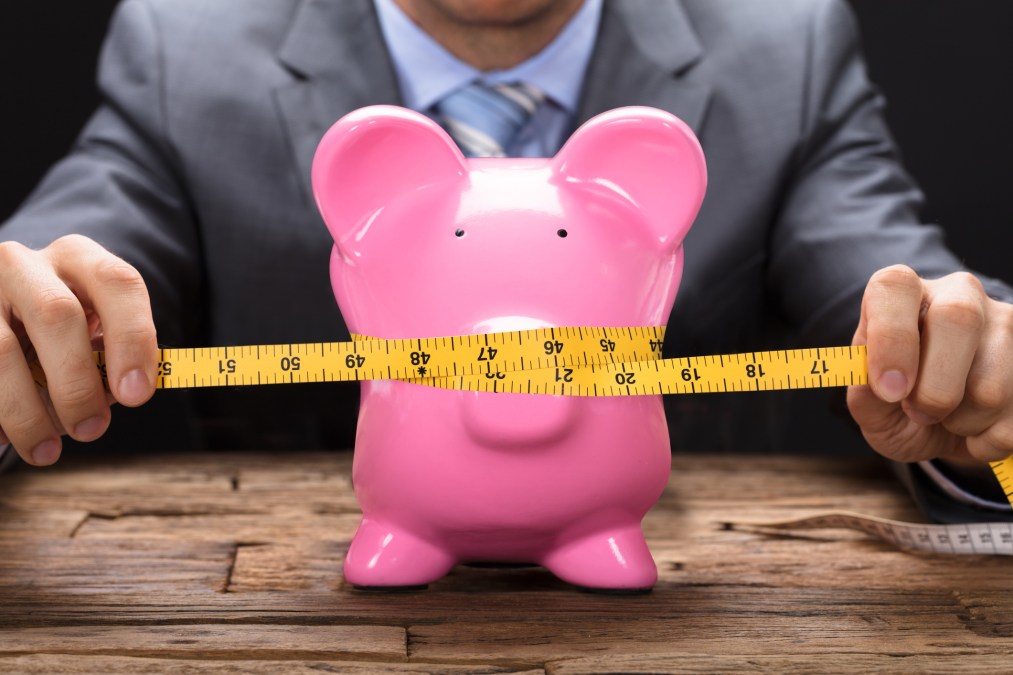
[848, 265, 1013, 465]
[0, 235, 158, 466]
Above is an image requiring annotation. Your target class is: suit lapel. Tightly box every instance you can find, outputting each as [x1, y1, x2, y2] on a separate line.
[575, 0, 712, 136]
[273, 0, 402, 203]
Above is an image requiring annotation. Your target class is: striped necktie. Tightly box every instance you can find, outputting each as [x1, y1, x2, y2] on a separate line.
[434, 82, 545, 157]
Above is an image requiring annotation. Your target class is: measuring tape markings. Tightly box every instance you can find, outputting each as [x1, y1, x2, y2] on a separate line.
[133, 327, 867, 398]
[991, 458, 1012, 503]
[126, 329, 1009, 514]
[138, 326, 667, 390]
[418, 345, 868, 396]
[27, 325, 1013, 516]
[722, 512, 1013, 556]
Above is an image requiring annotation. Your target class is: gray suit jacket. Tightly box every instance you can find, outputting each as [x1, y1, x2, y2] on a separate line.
[2, 0, 1011, 517]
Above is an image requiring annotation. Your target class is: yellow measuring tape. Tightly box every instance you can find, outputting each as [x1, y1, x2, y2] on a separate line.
[127, 325, 865, 396]
[30, 325, 1013, 509]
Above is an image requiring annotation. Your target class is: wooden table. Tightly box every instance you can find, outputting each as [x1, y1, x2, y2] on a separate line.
[0, 450, 1009, 673]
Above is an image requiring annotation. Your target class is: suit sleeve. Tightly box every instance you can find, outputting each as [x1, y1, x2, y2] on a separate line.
[768, 0, 1013, 521]
[0, 0, 203, 345]
[767, 0, 1012, 345]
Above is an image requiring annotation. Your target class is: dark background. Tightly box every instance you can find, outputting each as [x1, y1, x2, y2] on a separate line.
[0, 1, 1010, 455]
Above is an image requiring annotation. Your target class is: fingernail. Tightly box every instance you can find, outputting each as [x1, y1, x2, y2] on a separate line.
[905, 407, 939, 427]
[118, 369, 151, 406]
[31, 439, 61, 466]
[74, 415, 107, 441]
[878, 370, 908, 403]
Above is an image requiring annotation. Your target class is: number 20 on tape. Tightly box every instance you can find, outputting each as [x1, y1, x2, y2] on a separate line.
[29, 325, 1013, 508]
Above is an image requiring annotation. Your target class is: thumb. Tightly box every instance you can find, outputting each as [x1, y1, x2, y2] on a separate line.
[848, 276, 928, 462]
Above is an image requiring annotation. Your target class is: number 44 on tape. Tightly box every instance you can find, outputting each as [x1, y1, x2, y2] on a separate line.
[28, 324, 1013, 517]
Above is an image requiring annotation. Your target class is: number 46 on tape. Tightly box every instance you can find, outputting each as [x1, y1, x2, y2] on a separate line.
[28, 324, 1013, 509]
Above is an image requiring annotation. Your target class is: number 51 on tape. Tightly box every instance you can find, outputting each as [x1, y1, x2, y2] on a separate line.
[28, 324, 1013, 508]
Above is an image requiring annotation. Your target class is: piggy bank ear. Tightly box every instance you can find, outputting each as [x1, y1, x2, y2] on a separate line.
[311, 105, 468, 245]
[552, 107, 706, 250]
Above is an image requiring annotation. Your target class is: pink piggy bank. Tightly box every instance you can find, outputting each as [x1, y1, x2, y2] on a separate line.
[312, 105, 706, 590]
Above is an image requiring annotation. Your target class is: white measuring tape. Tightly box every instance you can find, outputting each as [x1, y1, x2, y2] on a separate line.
[723, 512, 1013, 556]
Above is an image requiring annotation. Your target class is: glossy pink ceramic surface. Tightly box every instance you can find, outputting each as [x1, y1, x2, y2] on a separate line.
[312, 106, 706, 589]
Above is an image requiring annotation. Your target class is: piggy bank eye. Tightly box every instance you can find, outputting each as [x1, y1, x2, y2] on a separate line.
[556, 229, 568, 238]
[455, 229, 465, 238]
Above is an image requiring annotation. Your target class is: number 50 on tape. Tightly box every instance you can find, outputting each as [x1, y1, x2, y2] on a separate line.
[30, 324, 1013, 509]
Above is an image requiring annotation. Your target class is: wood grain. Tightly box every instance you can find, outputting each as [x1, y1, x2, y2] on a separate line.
[0, 625, 406, 661]
[0, 655, 543, 675]
[0, 450, 1009, 673]
[545, 653, 1013, 674]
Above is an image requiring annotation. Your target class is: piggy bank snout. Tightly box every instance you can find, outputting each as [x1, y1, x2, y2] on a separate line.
[461, 316, 578, 450]
[460, 390, 577, 450]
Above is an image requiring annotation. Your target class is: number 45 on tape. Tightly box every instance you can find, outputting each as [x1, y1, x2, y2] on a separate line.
[28, 324, 1013, 510]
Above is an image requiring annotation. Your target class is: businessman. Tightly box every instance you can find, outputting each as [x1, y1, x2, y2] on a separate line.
[1, 0, 1011, 521]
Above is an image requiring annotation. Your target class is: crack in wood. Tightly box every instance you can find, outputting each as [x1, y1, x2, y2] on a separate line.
[221, 544, 239, 594]
[67, 513, 91, 539]
[220, 543, 272, 594]
[121, 509, 261, 518]
[0, 649, 412, 663]
[66, 508, 268, 538]
[952, 590, 1009, 637]
[84, 509, 265, 519]
[406, 627, 545, 670]
[4, 451, 1011, 669]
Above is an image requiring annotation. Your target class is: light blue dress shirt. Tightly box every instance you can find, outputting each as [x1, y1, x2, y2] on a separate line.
[373, 0, 602, 157]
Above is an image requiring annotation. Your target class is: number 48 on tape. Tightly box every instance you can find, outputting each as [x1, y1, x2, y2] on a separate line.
[28, 324, 1013, 510]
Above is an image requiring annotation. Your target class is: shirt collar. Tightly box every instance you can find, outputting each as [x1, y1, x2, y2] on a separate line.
[373, 0, 602, 114]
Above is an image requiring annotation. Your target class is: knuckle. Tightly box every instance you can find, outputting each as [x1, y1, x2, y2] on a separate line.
[928, 298, 985, 333]
[1, 408, 52, 443]
[982, 420, 1013, 455]
[109, 321, 156, 342]
[50, 233, 97, 255]
[869, 265, 919, 293]
[0, 240, 31, 273]
[32, 289, 84, 329]
[0, 327, 20, 357]
[53, 374, 102, 411]
[872, 326, 915, 347]
[998, 303, 1013, 340]
[94, 258, 145, 291]
[948, 271, 985, 295]
[941, 416, 976, 439]
[965, 377, 1009, 413]
[913, 384, 962, 417]
[103, 323, 157, 356]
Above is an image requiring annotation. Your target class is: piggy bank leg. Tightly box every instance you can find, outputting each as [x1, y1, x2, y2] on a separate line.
[343, 517, 456, 588]
[542, 522, 657, 591]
